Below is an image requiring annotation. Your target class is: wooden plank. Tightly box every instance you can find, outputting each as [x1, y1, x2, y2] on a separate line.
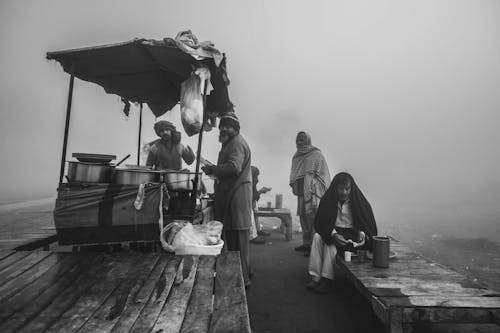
[43, 254, 143, 333]
[210, 251, 251, 333]
[0, 251, 31, 272]
[401, 307, 500, 325]
[0, 253, 80, 321]
[12, 253, 120, 333]
[109, 255, 175, 333]
[371, 296, 389, 325]
[76, 254, 160, 333]
[356, 276, 494, 297]
[129, 256, 182, 333]
[151, 255, 200, 333]
[388, 308, 404, 333]
[0, 252, 59, 303]
[0, 250, 15, 262]
[0, 252, 101, 333]
[382, 296, 500, 309]
[180, 255, 216, 333]
[0, 251, 51, 284]
[345, 261, 464, 278]
[412, 323, 500, 333]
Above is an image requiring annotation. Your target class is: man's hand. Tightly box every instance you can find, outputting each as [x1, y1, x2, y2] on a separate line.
[201, 165, 215, 175]
[258, 186, 272, 194]
[333, 233, 349, 247]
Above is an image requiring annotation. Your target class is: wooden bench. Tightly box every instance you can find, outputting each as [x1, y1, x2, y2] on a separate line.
[337, 240, 500, 333]
[0, 250, 250, 333]
[255, 208, 293, 241]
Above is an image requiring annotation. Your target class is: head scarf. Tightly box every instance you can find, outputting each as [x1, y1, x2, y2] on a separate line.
[154, 121, 176, 136]
[294, 131, 315, 156]
[313, 172, 378, 247]
[219, 112, 240, 132]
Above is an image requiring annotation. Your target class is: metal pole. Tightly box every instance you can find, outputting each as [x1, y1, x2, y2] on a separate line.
[137, 103, 143, 165]
[191, 79, 208, 210]
[59, 61, 75, 184]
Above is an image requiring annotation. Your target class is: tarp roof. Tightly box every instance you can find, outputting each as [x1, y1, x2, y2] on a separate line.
[47, 38, 209, 117]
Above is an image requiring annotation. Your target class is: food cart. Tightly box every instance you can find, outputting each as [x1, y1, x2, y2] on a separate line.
[47, 34, 232, 246]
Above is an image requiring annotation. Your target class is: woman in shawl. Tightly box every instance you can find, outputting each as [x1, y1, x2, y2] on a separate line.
[289, 131, 331, 253]
[307, 172, 378, 294]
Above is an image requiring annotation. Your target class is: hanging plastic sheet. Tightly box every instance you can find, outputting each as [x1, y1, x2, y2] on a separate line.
[180, 66, 213, 136]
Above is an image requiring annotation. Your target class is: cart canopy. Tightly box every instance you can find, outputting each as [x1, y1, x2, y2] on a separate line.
[47, 37, 232, 117]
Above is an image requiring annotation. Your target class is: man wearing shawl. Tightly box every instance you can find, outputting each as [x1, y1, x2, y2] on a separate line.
[307, 172, 378, 293]
[202, 112, 253, 288]
[146, 120, 195, 170]
[289, 131, 330, 253]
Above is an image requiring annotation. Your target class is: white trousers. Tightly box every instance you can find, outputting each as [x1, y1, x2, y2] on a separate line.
[308, 233, 338, 281]
[249, 211, 258, 240]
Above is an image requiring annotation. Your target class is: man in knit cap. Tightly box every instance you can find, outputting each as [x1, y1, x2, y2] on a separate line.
[146, 120, 195, 170]
[201, 112, 253, 288]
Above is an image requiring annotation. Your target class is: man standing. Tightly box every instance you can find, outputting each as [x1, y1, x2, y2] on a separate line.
[289, 131, 330, 255]
[146, 120, 195, 170]
[250, 166, 272, 244]
[202, 112, 252, 288]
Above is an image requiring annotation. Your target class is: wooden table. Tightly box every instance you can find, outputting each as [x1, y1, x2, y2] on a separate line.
[0, 250, 250, 333]
[255, 208, 293, 241]
[337, 240, 500, 333]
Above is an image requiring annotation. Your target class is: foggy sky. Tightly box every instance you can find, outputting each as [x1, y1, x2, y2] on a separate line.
[1, 0, 499, 237]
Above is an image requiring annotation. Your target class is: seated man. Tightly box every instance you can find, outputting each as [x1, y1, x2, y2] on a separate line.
[146, 120, 195, 170]
[307, 172, 378, 294]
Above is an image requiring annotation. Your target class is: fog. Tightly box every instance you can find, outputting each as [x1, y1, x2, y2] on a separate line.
[1, 0, 500, 243]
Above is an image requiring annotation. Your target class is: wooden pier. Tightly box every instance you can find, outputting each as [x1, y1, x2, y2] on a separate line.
[0, 250, 250, 333]
[338, 239, 500, 332]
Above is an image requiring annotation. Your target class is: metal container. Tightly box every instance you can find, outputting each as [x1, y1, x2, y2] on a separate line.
[113, 168, 161, 185]
[163, 171, 200, 191]
[67, 161, 114, 183]
[372, 236, 390, 268]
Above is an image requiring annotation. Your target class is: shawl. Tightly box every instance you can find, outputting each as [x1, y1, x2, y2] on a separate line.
[289, 132, 330, 216]
[313, 172, 378, 248]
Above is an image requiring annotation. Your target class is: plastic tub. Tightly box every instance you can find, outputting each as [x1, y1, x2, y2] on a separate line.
[174, 240, 224, 256]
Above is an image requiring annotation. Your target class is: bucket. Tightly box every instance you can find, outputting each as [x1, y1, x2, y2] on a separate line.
[372, 236, 390, 268]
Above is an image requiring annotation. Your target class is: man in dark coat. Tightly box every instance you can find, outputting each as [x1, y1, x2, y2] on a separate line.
[202, 112, 253, 287]
[307, 172, 378, 293]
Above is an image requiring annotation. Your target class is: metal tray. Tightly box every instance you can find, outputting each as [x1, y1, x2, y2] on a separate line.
[72, 153, 116, 164]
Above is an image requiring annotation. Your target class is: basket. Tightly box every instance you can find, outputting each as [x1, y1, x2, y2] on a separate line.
[174, 240, 224, 256]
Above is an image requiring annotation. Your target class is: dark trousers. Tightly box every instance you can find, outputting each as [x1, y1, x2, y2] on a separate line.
[223, 229, 250, 285]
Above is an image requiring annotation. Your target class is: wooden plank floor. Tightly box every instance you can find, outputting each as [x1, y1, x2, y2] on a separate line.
[0, 251, 250, 333]
[338, 239, 500, 332]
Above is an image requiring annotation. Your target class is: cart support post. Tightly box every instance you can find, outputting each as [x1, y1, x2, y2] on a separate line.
[137, 103, 143, 165]
[59, 61, 75, 184]
[191, 79, 209, 212]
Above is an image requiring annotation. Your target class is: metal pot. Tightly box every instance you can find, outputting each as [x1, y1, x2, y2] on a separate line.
[164, 171, 200, 191]
[114, 168, 161, 185]
[67, 161, 114, 183]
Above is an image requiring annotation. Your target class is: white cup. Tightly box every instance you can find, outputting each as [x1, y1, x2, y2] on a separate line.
[344, 251, 352, 262]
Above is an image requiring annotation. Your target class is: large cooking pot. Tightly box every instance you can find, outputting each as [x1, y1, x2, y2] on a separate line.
[164, 171, 201, 191]
[67, 161, 114, 183]
[114, 168, 162, 185]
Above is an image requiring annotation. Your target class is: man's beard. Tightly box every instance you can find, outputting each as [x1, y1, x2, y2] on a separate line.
[219, 132, 231, 143]
[161, 134, 171, 142]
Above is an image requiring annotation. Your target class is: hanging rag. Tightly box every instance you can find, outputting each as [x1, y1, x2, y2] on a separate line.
[175, 30, 223, 67]
[134, 183, 146, 210]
